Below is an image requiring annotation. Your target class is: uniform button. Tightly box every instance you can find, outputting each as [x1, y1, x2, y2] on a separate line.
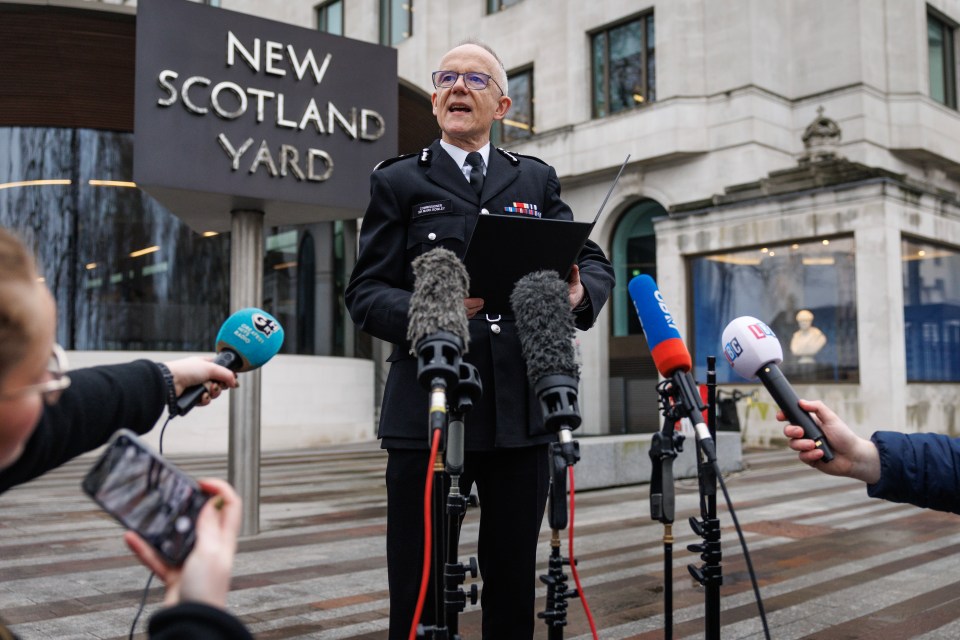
[427, 232, 437, 241]
[490, 323, 501, 334]
[480, 208, 490, 215]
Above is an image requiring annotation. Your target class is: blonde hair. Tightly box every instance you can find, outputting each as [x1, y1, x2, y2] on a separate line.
[0, 228, 42, 385]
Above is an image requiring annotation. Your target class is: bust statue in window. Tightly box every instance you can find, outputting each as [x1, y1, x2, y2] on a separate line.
[790, 309, 827, 364]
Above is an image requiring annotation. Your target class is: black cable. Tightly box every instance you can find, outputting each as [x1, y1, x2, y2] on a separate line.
[128, 413, 174, 637]
[714, 461, 770, 640]
[128, 571, 155, 640]
[157, 414, 173, 455]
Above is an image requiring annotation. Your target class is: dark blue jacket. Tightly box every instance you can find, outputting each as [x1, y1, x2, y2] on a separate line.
[868, 431, 960, 514]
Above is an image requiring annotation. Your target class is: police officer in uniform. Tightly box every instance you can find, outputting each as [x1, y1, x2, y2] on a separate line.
[345, 40, 614, 639]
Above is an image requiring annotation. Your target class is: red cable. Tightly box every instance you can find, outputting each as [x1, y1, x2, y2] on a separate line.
[409, 429, 442, 640]
[568, 465, 599, 640]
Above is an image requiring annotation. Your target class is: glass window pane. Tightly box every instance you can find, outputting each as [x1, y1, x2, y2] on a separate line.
[929, 17, 948, 104]
[902, 238, 960, 381]
[591, 32, 607, 117]
[1, 126, 347, 356]
[646, 16, 656, 102]
[691, 237, 859, 383]
[381, 0, 412, 45]
[0, 127, 230, 351]
[608, 20, 643, 114]
[488, 0, 523, 12]
[501, 69, 533, 143]
[928, 14, 957, 108]
[319, 0, 343, 36]
[592, 13, 654, 119]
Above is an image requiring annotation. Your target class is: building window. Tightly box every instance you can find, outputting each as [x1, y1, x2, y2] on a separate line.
[928, 11, 957, 109]
[317, 0, 344, 36]
[691, 237, 859, 384]
[0, 126, 349, 357]
[903, 237, 960, 381]
[591, 12, 655, 118]
[0, 127, 230, 351]
[487, 0, 523, 14]
[493, 67, 533, 145]
[380, 0, 412, 45]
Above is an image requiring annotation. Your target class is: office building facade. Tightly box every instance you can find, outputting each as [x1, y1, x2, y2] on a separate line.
[3, 0, 958, 448]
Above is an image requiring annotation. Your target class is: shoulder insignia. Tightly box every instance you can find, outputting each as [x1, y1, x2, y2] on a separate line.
[374, 151, 419, 171]
[496, 147, 547, 166]
[418, 147, 432, 166]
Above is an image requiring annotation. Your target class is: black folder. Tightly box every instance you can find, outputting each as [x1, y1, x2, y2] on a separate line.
[461, 154, 630, 314]
[462, 214, 592, 313]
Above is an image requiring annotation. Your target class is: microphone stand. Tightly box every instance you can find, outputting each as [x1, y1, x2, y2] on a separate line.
[686, 356, 722, 640]
[414, 331, 462, 640]
[441, 363, 482, 640]
[535, 375, 582, 640]
[649, 397, 685, 639]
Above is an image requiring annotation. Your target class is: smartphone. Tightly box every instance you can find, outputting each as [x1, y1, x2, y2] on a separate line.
[81, 429, 209, 566]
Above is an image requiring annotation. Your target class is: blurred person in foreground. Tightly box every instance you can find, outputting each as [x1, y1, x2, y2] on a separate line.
[0, 226, 252, 638]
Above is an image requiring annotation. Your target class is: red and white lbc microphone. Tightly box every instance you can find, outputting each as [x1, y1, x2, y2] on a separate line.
[721, 316, 834, 462]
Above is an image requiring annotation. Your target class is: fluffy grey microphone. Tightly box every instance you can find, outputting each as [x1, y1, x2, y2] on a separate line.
[511, 271, 581, 434]
[407, 247, 470, 353]
[511, 270, 579, 383]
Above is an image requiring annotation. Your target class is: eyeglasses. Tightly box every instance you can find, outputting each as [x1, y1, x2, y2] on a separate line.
[0, 343, 71, 405]
[432, 70, 504, 96]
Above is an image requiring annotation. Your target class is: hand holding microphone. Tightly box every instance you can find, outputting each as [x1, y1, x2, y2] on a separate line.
[163, 357, 239, 404]
[781, 399, 881, 481]
[721, 316, 834, 462]
[174, 308, 285, 416]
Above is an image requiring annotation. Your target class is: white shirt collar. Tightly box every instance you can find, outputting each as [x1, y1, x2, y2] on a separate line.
[440, 140, 490, 180]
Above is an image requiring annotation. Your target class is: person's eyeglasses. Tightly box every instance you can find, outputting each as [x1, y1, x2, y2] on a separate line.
[0, 343, 71, 405]
[432, 70, 504, 96]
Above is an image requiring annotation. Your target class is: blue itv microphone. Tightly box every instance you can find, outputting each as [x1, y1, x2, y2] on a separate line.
[627, 274, 715, 462]
[174, 308, 285, 416]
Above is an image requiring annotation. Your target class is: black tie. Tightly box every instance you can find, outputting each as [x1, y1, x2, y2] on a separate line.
[465, 152, 484, 195]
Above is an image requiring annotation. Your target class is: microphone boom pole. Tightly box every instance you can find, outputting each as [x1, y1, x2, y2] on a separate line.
[407, 248, 471, 639]
[511, 272, 584, 640]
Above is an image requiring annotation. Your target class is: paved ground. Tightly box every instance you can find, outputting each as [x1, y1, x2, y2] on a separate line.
[2, 442, 960, 639]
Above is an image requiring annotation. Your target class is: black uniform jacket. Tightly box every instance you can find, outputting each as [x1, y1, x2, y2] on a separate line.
[345, 139, 615, 450]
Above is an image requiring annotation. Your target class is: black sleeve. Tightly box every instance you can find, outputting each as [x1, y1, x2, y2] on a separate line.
[148, 602, 253, 640]
[0, 360, 167, 494]
[344, 169, 414, 345]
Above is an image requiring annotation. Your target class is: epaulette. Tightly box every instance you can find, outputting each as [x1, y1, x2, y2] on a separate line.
[374, 150, 422, 171]
[496, 147, 547, 166]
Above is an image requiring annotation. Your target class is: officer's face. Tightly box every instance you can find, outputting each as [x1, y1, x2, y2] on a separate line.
[432, 45, 511, 151]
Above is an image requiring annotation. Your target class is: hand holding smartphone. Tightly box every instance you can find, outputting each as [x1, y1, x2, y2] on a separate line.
[82, 430, 208, 566]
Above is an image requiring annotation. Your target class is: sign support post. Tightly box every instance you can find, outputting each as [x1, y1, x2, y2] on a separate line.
[228, 209, 264, 536]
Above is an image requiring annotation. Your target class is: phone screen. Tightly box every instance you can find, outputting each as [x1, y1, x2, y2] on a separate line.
[82, 430, 209, 565]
